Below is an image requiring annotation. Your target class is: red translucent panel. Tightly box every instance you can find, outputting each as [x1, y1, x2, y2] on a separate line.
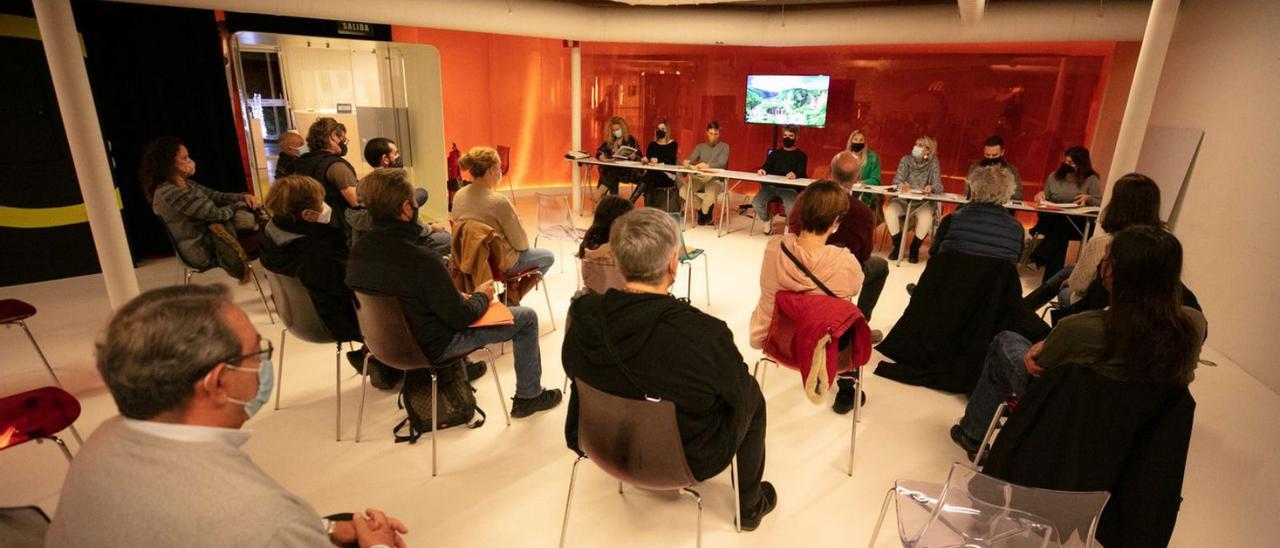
[0, 387, 80, 451]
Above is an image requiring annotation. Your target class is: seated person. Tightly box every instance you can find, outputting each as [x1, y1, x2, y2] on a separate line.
[141, 136, 264, 283]
[682, 121, 730, 226]
[753, 180, 865, 413]
[347, 168, 562, 417]
[290, 118, 362, 235]
[1029, 146, 1102, 283]
[274, 129, 304, 181]
[46, 285, 408, 547]
[753, 124, 808, 235]
[633, 117, 679, 208]
[1023, 173, 1163, 310]
[965, 135, 1024, 201]
[930, 165, 1024, 264]
[950, 226, 1207, 459]
[887, 135, 944, 263]
[594, 115, 640, 200]
[790, 151, 888, 340]
[563, 208, 777, 530]
[577, 195, 634, 294]
[261, 174, 407, 389]
[451, 146, 555, 277]
[361, 137, 451, 255]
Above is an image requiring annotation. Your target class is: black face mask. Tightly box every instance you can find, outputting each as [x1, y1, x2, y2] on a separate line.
[1054, 163, 1075, 180]
[388, 158, 404, 168]
[655, 129, 667, 139]
[850, 143, 866, 152]
[980, 157, 1005, 167]
[338, 141, 349, 157]
[782, 137, 796, 148]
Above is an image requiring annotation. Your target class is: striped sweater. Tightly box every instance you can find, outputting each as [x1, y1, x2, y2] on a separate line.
[152, 179, 245, 267]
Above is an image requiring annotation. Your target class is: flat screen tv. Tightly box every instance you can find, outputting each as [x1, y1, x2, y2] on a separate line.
[745, 74, 830, 127]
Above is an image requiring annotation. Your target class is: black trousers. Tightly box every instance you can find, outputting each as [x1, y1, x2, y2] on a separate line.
[689, 381, 767, 512]
[858, 256, 890, 322]
[1031, 214, 1087, 283]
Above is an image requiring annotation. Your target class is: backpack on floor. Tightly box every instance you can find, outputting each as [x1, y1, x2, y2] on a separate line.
[394, 361, 485, 443]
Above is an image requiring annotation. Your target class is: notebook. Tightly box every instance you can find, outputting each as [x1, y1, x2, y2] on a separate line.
[470, 300, 515, 327]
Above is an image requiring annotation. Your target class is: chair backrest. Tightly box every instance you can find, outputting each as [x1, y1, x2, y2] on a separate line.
[913, 463, 1109, 547]
[497, 145, 512, 175]
[667, 212, 692, 255]
[264, 271, 337, 344]
[0, 506, 51, 548]
[0, 387, 81, 451]
[351, 291, 433, 371]
[535, 192, 579, 241]
[575, 379, 697, 491]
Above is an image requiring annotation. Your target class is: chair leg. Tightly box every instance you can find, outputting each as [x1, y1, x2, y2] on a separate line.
[849, 367, 863, 477]
[731, 456, 742, 533]
[974, 402, 1007, 468]
[335, 348, 343, 442]
[19, 321, 63, 389]
[481, 348, 511, 425]
[274, 329, 288, 411]
[685, 261, 693, 302]
[51, 435, 73, 462]
[679, 488, 704, 548]
[558, 456, 587, 548]
[431, 370, 439, 477]
[68, 424, 84, 447]
[184, 269, 194, 285]
[701, 254, 711, 306]
[868, 487, 895, 548]
[355, 353, 371, 442]
[248, 264, 276, 325]
[541, 277, 557, 332]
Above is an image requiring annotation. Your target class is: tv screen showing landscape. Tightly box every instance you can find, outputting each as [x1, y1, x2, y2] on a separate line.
[745, 75, 831, 127]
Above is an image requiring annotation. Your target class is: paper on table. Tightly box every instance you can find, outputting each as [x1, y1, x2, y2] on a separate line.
[1039, 201, 1083, 209]
[470, 300, 515, 327]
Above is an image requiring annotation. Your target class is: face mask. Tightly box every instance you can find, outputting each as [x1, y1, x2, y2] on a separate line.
[912, 145, 926, 159]
[210, 356, 274, 419]
[612, 129, 623, 139]
[388, 158, 404, 168]
[298, 144, 311, 155]
[1059, 163, 1075, 174]
[338, 141, 349, 156]
[850, 143, 866, 153]
[980, 157, 1004, 167]
[656, 129, 667, 139]
[313, 202, 333, 224]
[782, 137, 796, 148]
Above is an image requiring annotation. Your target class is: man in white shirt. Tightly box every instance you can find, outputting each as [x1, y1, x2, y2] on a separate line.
[46, 285, 409, 547]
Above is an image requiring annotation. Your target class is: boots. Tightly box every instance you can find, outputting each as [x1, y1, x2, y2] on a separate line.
[908, 238, 923, 263]
[889, 232, 903, 260]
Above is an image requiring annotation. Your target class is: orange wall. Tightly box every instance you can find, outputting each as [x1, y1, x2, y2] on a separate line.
[392, 27, 573, 189]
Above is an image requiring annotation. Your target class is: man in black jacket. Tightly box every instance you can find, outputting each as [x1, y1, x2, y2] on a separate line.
[346, 168, 562, 418]
[752, 124, 808, 235]
[562, 208, 776, 530]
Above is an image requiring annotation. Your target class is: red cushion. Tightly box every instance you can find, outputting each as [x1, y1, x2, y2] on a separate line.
[0, 387, 80, 451]
[0, 299, 36, 324]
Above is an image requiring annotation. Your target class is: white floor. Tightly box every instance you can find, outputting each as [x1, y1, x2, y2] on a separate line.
[3, 199, 1278, 547]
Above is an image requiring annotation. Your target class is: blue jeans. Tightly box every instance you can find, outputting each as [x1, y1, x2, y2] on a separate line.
[752, 184, 798, 218]
[958, 331, 1034, 441]
[439, 305, 543, 398]
[508, 248, 555, 277]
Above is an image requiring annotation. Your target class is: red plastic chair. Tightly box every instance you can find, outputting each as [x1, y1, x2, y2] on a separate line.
[1, 300, 63, 388]
[0, 387, 82, 463]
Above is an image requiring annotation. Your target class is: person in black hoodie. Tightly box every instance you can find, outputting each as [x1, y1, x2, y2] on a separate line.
[346, 168, 562, 418]
[562, 208, 777, 531]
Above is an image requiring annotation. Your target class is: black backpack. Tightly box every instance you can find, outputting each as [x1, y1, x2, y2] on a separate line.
[394, 360, 485, 443]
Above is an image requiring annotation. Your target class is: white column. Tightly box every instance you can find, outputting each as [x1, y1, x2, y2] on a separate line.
[1104, 0, 1181, 204]
[570, 45, 583, 214]
[34, 0, 139, 308]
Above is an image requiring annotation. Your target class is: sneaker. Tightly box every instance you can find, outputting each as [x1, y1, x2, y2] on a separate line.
[950, 424, 981, 462]
[740, 481, 777, 532]
[870, 329, 884, 344]
[831, 377, 867, 415]
[466, 359, 487, 381]
[510, 388, 563, 418]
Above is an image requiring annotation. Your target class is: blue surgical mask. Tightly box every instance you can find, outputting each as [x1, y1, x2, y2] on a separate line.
[612, 129, 622, 139]
[912, 145, 926, 159]
[223, 357, 274, 419]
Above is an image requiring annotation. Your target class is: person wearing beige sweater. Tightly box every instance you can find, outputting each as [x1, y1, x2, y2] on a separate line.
[450, 146, 555, 276]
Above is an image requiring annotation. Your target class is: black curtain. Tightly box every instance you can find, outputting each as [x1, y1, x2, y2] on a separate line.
[73, 0, 246, 260]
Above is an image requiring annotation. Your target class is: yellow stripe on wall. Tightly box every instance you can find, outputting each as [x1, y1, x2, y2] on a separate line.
[0, 189, 125, 229]
[0, 13, 87, 53]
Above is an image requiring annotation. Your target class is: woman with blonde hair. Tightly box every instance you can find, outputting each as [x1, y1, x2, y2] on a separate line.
[594, 115, 640, 200]
[846, 128, 883, 210]
[887, 134, 943, 263]
[452, 146, 555, 276]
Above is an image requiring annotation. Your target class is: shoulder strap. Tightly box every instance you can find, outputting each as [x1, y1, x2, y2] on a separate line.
[780, 243, 838, 298]
[597, 296, 663, 402]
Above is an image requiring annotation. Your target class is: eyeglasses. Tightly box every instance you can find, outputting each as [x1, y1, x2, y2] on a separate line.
[193, 338, 273, 381]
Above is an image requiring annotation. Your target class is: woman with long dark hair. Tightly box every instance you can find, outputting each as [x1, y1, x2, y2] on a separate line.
[951, 225, 1206, 458]
[142, 136, 264, 282]
[1023, 173, 1163, 309]
[1030, 146, 1102, 282]
[577, 195, 634, 294]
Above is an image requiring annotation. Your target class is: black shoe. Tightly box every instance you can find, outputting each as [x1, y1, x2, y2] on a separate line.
[906, 283, 916, 296]
[345, 350, 366, 376]
[831, 377, 867, 415]
[908, 239, 922, 263]
[889, 233, 902, 260]
[510, 388, 563, 418]
[466, 360, 487, 381]
[740, 481, 777, 532]
[368, 361, 403, 390]
[698, 210, 713, 226]
[870, 329, 884, 344]
[950, 424, 981, 461]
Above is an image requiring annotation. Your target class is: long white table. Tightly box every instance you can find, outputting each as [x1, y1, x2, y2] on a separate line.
[567, 156, 1098, 265]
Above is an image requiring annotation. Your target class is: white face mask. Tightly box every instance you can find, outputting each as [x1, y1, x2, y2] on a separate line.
[613, 129, 623, 139]
[912, 145, 926, 159]
[313, 202, 332, 224]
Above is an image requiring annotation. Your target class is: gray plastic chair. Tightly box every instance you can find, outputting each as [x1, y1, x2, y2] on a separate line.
[870, 462, 1110, 548]
[351, 291, 509, 475]
[264, 272, 353, 441]
[559, 379, 740, 547]
[533, 192, 586, 275]
[162, 224, 275, 324]
[0, 506, 50, 548]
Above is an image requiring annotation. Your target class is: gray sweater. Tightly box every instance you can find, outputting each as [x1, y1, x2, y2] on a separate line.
[687, 142, 730, 169]
[46, 417, 330, 547]
[152, 180, 247, 268]
[890, 155, 944, 210]
[1044, 172, 1102, 206]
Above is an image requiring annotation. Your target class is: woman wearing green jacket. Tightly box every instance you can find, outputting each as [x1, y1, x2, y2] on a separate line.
[846, 128, 883, 209]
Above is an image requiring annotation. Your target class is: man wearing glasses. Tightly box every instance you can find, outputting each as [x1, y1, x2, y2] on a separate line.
[46, 285, 409, 547]
[289, 117, 362, 235]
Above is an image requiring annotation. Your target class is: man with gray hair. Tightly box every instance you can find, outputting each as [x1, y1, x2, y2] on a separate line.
[930, 164, 1024, 263]
[46, 285, 408, 547]
[561, 208, 777, 531]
